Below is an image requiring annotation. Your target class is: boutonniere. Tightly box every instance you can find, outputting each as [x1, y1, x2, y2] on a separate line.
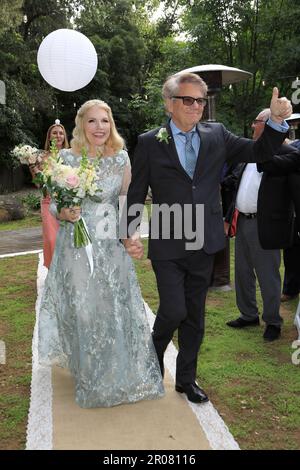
[156, 127, 170, 144]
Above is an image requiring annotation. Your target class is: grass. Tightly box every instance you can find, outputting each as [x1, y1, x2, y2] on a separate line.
[0, 212, 41, 231]
[135, 239, 300, 450]
[0, 224, 299, 449]
[0, 255, 38, 450]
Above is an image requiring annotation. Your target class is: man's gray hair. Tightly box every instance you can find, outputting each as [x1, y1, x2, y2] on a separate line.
[162, 72, 208, 100]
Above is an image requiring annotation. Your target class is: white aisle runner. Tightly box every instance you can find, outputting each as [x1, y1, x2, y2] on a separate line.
[26, 253, 239, 450]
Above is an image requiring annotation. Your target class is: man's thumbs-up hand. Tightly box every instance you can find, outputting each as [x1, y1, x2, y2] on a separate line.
[270, 87, 293, 123]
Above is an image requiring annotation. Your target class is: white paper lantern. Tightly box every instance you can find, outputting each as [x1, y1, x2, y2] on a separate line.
[37, 29, 98, 92]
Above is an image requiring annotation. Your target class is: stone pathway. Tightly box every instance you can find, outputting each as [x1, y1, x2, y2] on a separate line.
[0, 187, 42, 256]
[0, 227, 42, 256]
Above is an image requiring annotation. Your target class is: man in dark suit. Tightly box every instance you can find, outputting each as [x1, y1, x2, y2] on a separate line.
[257, 139, 300, 304]
[256, 139, 300, 249]
[278, 139, 300, 303]
[226, 109, 300, 342]
[289, 172, 300, 230]
[281, 225, 300, 302]
[122, 72, 292, 403]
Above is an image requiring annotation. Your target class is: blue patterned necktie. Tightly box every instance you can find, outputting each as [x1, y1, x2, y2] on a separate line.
[183, 131, 197, 179]
[181, 131, 197, 179]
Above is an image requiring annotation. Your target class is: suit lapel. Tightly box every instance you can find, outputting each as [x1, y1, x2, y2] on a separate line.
[193, 122, 210, 184]
[163, 123, 191, 181]
[158, 122, 212, 183]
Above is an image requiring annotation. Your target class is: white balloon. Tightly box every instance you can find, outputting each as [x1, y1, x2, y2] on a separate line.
[37, 29, 98, 92]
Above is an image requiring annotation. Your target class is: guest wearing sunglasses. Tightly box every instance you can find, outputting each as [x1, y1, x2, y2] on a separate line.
[122, 72, 292, 404]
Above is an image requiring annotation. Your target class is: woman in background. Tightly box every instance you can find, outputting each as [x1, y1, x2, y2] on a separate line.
[30, 120, 69, 268]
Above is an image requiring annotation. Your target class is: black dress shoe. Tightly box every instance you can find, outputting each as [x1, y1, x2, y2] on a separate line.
[175, 383, 209, 404]
[226, 317, 260, 328]
[263, 325, 281, 341]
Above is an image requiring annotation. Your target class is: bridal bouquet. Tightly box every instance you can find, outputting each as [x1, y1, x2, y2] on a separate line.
[11, 144, 43, 166]
[35, 144, 99, 249]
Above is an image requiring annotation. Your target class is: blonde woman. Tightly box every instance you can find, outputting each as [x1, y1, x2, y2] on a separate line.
[38, 100, 164, 408]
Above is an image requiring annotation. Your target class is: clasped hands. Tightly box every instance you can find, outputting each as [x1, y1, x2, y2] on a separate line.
[122, 232, 144, 259]
[270, 87, 293, 123]
[29, 163, 42, 176]
[58, 206, 81, 223]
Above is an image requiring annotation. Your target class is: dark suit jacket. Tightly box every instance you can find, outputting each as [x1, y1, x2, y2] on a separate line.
[288, 172, 300, 233]
[225, 144, 300, 249]
[257, 148, 300, 246]
[126, 121, 286, 260]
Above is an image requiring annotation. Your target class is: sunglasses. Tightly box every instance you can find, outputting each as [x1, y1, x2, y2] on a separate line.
[172, 96, 208, 106]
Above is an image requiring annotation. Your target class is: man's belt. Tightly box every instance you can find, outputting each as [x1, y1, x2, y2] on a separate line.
[239, 212, 257, 219]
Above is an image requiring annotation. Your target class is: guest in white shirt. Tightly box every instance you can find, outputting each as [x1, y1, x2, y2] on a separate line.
[226, 109, 283, 341]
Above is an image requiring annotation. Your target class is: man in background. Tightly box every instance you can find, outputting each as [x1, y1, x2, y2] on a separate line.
[226, 109, 300, 341]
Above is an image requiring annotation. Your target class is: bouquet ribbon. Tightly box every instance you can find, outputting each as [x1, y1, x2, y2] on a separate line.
[82, 218, 94, 275]
[73, 217, 94, 275]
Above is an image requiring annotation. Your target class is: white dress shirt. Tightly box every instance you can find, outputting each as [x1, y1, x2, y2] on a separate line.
[235, 163, 263, 213]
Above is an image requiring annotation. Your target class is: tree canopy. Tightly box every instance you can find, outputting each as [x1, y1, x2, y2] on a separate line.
[0, 0, 299, 167]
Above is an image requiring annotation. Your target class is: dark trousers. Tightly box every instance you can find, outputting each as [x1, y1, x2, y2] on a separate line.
[151, 250, 214, 385]
[283, 244, 300, 296]
[235, 216, 282, 326]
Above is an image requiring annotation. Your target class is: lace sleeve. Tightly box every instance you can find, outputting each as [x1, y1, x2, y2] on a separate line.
[120, 152, 132, 196]
[58, 148, 69, 161]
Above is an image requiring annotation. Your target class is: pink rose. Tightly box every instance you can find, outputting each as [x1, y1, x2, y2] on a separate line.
[66, 174, 80, 188]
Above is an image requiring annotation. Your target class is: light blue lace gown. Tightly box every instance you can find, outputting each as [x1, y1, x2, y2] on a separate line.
[38, 149, 164, 408]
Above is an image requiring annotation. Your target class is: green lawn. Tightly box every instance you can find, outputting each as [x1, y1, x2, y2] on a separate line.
[135, 239, 300, 450]
[0, 234, 299, 449]
[0, 255, 38, 450]
[0, 213, 41, 231]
